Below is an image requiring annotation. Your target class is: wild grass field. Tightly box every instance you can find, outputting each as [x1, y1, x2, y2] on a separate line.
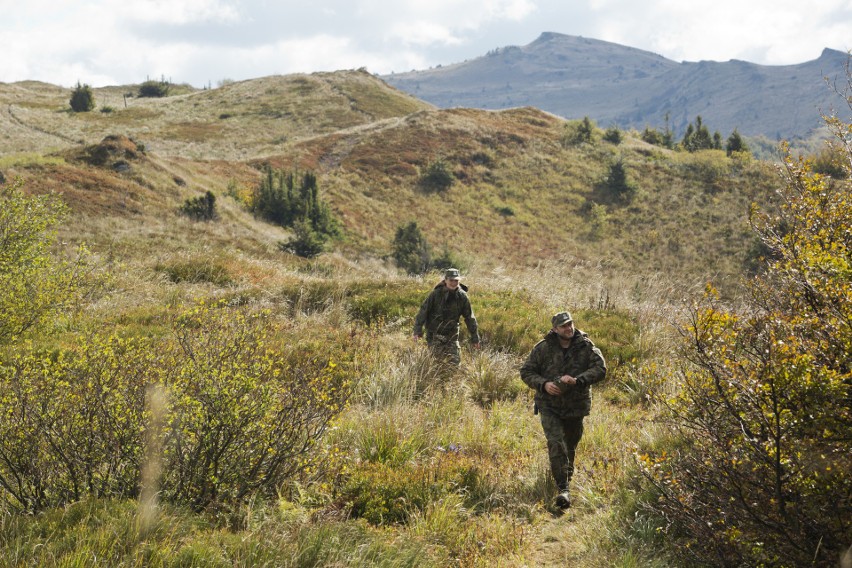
[1, 69, 848, 567]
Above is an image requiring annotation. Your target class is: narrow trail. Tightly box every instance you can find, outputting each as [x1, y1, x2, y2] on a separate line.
[4, 103, 83, 145]
[525, 505, 608, 566]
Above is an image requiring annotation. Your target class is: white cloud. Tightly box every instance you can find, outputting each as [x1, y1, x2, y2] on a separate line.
[0, 0, 848, 87]
[387, 22, 465, 47]
[114, 0, 243, 24]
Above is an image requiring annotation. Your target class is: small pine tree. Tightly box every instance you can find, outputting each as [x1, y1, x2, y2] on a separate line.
[69, 82, 95, 112]
[280, 219, 326, 258]
[605, 159, 637, 202]
[392, 221, 432, 274]
[577, 116, 594, 143]
[179, 191, 217, 221]
[251, 168, 338, 257]
[682, 116, 714, 152]
[725, 129, 749, 156]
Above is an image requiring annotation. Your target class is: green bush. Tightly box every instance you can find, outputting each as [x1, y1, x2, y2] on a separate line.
[0, 178, 93, 345]
[69, 82, 95, 112]
[419, 159, 454, 192]
[252, 168, 339, 257]
[603, 126, 623, 144]
[462, 351, 524, 408]
[343, 453, 486, 525]
[604, 159, 637, 202]
[0, 303, 360, 512]
[138, 80, 171, 98]
[561, 116, 595, 146]
[279, 219, 327, 258]
[179, 191, 217, 221]
[640, 125, 674, 148]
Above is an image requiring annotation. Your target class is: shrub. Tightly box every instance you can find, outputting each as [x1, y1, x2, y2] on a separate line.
[429, 247, 466, 274]
[641, 125, 674, 148]
[461, 350, 524, 408]
[638, 125, 852, 565]
[342, 453, 486, 525]
[0, 302, 361, 512]
[138, 79, 171, 98]
[0, 178, 94, 345]
[179, 191, 217, 221]
[69, 82, 95, 112]
[604, 159, 637, 202]
[603, 126, 623, 144]
[811, 144, 849, 179]
[156, 257, 232, 286]
[419, 159, 454, 192]
[677, 150, 729, 186]
[279, 219, 327, 258]
[561, 116, 595, 146]
[725, 128, 749, 156]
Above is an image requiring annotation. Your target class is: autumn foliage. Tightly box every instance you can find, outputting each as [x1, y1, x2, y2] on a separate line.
[638, 114, 852, 565]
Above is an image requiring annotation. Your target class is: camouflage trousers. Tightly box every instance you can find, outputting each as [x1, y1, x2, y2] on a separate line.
[427, 335, 461, 367]
[539, 412, 585, 491]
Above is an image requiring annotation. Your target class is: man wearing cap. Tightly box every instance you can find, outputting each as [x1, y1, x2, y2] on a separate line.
[520, 311, 607, 510]
[413, 268, 480, 366]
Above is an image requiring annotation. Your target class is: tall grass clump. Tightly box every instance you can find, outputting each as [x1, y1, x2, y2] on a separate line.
[460, 349, 525, 408]
[156, 256, 233, 286]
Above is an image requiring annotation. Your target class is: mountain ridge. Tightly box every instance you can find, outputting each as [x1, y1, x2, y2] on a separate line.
[382, 32, 849, 142]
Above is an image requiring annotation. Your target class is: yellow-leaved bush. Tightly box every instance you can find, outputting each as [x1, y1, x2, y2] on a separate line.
[0, 301, 368, 512]
[637, 111, 852, 566]
[0, 178, 94, 345]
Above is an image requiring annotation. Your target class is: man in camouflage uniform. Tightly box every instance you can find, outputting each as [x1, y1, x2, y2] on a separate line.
[520, 311, 607, 509]
[413, 268, 480, 367]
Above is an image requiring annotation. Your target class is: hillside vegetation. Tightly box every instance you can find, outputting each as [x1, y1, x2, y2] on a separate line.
[3, 70, 778, 292]
[0, 68, 848, 567]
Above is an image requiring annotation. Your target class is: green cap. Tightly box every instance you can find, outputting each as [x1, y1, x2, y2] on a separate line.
[551, 311, 573, 327]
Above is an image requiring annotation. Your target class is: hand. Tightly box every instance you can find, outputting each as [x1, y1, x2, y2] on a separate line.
[559, 374, 577, 386]
[472, 342, 481, 350]
[544, 381, 562, 396]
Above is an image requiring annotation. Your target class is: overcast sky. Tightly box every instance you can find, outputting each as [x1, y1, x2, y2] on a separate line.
[2, 0, 850, 88]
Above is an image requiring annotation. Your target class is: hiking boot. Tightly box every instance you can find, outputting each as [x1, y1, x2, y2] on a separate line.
[555, 491, 571, 509]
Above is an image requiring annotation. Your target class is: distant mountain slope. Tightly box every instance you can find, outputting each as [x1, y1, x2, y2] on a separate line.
[382, 32, 849, 141]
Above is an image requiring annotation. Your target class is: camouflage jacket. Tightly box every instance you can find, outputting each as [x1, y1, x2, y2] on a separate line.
[413, 282, 480, 344]
[520, 329, 607, 417]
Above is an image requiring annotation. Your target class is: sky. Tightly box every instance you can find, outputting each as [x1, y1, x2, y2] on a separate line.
[2, 0, 851, 88]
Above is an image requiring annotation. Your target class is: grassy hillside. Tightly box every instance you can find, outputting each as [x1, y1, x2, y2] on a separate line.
[3, 71, 780, 294]
[0, 70, 432, 160]
[0, 70, 797, 567]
